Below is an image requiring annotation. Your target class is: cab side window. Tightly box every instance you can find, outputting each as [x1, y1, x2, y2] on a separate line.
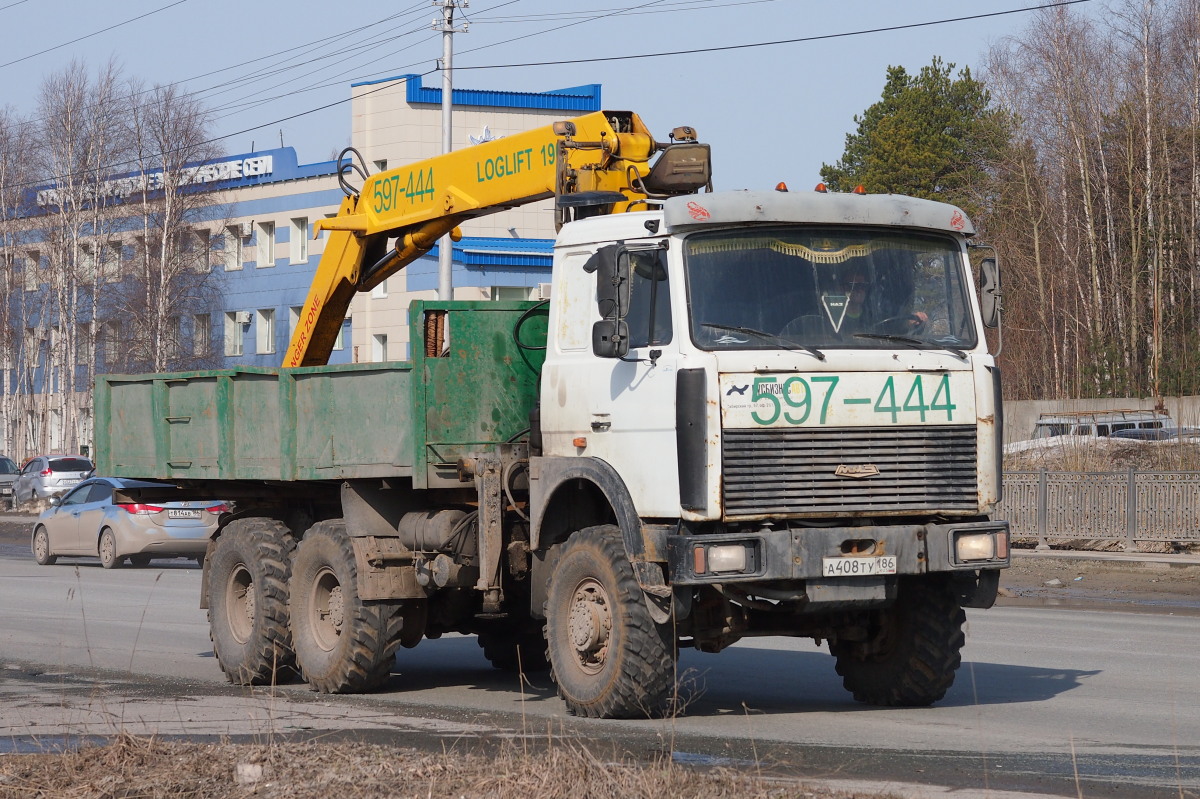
[625, 249, 672, 350]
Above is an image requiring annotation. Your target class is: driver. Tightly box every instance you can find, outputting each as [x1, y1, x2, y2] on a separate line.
[824, 264, 927, 336]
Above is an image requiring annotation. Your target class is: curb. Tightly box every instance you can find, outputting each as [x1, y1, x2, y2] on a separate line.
[1012, 548, 1200, 566]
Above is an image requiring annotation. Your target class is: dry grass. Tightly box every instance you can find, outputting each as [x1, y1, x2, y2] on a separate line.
[1005, 436, 1200, 472]
[0, 733, 854, 799]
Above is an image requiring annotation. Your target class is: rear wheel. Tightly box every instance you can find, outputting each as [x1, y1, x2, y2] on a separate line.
[32, 526, 56, 565]
[207, 517, 296, 685]
[289, 520, 403, 693]
[98, 529, 122, 569]
[830, 576, 965, 707]
[544, 525, 675, 718]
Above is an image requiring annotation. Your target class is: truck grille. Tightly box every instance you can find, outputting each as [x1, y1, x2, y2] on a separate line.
[722, 425, 978, 516]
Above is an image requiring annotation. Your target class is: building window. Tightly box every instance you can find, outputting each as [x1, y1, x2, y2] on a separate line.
[193, 314, 210, 356]
[23, 251, 40, 291]
[102, 321, 122, 366]
[334, 320, 346, 351]
[224, 226, 243, 271]
[371, 333, 387, 362]
[166, 315, 181, 359]
[256, 308, 275, 354]
[100, 243, 121, 282]
[76, 322, 92, 362]
[257, 221, 275, 267]
[191, 229, 212, 272]
[373, 159, 387, 173]
[491, 286, 531, 301]
[79, 243, 96, 282]
[371, 279, 388, 299]
[224, 312, 244, 356]
[290, 217, 309, 263]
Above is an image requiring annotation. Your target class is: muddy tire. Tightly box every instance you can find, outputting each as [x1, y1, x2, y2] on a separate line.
[830, 576, 966, 707]
[98, 529, 122, 569]
[128, 554, 153, 568]
[544, 525, 675, 718]
[32, 526, 56, 565]
[207, 517, 297, 685]
[289, 520, 403, 693]
[477, 623, 550, 673]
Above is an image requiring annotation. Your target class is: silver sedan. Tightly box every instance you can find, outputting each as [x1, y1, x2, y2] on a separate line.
[31, 477, 228, 569]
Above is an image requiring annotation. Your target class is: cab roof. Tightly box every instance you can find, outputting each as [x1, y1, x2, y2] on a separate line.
[661, 191, 975, 237]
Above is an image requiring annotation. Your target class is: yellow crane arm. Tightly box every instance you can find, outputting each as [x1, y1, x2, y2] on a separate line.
[283, 110, 710, 367]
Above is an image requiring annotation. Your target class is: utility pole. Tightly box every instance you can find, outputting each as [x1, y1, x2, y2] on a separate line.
[434, 0, 467, 301]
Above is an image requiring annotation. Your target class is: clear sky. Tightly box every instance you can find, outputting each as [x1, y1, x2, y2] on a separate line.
[0, 1, 1091, 191]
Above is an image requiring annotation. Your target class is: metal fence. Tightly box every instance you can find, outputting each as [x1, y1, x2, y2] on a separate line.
[1000, 470, 1200, 547]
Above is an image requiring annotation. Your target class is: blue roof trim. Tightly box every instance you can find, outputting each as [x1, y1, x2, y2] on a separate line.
[352, 74, 600, 112]
[428, 236, 553, 266]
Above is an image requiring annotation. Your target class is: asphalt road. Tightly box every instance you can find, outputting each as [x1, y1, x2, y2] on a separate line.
[0, 514, 1197, 799]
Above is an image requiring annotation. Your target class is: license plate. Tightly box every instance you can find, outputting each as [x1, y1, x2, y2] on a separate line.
[167, 509, 201, 519]
[822, 556, 897, 577]
[61, 478, 80, 486]
[0, 487, 10, 495]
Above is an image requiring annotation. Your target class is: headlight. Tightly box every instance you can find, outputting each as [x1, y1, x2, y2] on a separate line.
[694, 544, 749, 574]
[955, 533, 996, 562]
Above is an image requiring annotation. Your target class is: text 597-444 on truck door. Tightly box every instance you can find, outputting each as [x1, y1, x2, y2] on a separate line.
[95, 111, 1008, 719]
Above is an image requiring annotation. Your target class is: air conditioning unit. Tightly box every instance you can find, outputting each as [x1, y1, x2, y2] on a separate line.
[537, 282, 552, 300]
[239, 221, 254, 237]
[234, 311, 252, 325]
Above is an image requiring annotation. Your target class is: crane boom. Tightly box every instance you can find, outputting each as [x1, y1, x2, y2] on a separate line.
[283, 110, 710, 366]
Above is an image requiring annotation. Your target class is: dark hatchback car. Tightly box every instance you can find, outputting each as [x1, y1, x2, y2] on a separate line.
[11, 455, 94, 508]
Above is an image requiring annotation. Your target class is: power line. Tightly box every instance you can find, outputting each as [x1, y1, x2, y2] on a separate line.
[454, 0, 1097, 70]
[0, 1, 189, 70]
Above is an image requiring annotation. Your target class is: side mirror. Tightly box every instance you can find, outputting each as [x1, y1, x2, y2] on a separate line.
[49, 496, 61, 507]
[979, 257, 1001, 329]
[592, 319, 629, 359]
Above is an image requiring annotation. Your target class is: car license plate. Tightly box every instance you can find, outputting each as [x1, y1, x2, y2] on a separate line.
[167, 509, 201, 519]
[822, 556, 897, 577]
[61, 478, 79, 485]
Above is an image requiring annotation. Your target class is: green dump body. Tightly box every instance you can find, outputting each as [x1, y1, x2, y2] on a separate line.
[94, 301, 547, 489]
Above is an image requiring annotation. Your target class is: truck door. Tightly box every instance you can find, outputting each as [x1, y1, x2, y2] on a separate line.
[556, 244, 683, 516]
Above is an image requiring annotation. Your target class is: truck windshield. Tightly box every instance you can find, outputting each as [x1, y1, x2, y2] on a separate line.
[683, 226, 978, 352]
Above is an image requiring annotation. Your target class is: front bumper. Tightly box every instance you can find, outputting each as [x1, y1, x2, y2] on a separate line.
[667, 519, 1009, 585]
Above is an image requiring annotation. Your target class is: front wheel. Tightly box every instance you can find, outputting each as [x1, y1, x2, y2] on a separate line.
[830, 576, 966, 707]
[207, 517, 297, 685]
[32, 526, 56, 565]
[544, 525, 675, 718]
[289, 520, 403, 693]
[98, 529, 122, 569]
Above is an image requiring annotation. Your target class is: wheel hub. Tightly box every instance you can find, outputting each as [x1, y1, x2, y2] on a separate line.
[567, 579, 611, 674]
[310, 567, 345, 652]
[226, 564, 255, 644]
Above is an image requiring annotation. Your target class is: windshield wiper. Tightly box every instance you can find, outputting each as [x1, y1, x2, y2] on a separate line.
[853, 333, 968, 360]
[701, 323, 826, 361]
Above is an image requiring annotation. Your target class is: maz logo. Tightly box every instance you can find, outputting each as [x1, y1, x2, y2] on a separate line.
[726, 384, 749, 396]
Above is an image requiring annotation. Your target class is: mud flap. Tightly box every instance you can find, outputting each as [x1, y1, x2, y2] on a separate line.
[955, 568, 1000, 608]
[632, 560, 673, 624]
